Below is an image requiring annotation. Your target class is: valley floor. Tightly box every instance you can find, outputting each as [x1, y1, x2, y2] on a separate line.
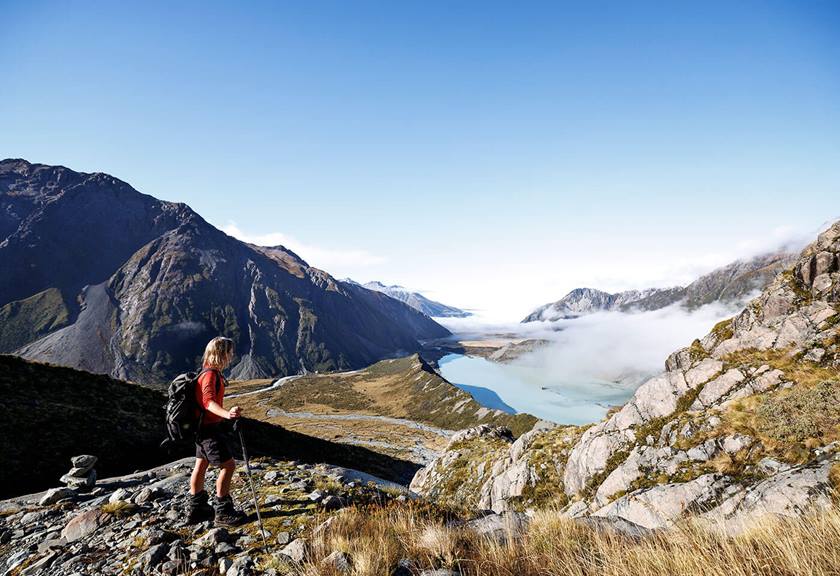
[227, 369, 452, 467]
[226, 355, 537, 468]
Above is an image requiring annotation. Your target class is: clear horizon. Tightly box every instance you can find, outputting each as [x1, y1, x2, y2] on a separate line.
[2, 1, 838, 321]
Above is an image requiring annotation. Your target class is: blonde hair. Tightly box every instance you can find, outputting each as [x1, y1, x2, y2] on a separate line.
[202, 336, 235, 369]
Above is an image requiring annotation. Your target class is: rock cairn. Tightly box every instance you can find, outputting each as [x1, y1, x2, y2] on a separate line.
[36, 455, 99, 506]
[59, 454, 98, 490]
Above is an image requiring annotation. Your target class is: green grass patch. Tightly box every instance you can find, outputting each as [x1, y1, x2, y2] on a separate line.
[689, 340, 707, 363]
[101, 500, 139, 518]
[582, 449, 631, 499]
[0, 287, 71, 353]
[710, 318, 734, 345]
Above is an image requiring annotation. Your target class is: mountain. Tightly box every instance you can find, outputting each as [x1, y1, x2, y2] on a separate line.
[413, 221, 840, 533]
[354, 280, 471, 318]
[523, 287, 678, 321]
[0, 160, 449, 384]
[522, 251, 797, 322]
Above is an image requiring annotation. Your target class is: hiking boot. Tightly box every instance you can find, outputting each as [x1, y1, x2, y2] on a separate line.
[214, 495, 246, 527]
[186, 491, 214, 524]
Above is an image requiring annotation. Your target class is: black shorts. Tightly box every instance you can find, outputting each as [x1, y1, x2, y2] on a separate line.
[195, 424, 235, 465]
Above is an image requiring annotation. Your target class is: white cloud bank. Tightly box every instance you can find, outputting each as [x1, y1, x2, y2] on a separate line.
[514, 301, 738, 386]
[438, 301, 740, 423]
[441, 299, 740, 392]
[221, 222, 386, 272]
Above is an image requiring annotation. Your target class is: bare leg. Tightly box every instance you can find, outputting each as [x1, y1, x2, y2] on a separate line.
[216, 458, 236, 498]
[190, 458, 209, 495]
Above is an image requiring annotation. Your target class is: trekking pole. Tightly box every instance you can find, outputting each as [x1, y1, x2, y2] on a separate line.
[233, 419, 269, 550]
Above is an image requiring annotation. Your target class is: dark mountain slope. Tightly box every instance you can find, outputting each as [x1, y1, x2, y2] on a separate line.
[1, 159, 449, 383]
[0, 159, 193, 309]
[0, 355, 419, 499]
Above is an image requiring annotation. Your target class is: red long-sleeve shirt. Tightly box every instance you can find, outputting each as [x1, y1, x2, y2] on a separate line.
[195, 368, 225, 426]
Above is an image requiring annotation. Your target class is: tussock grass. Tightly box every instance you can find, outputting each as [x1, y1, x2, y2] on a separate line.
[757, 380, 840, 444]
[722, 348, 836, 388]
[293, 502, 840, 576]
[100, 500, 138, 518]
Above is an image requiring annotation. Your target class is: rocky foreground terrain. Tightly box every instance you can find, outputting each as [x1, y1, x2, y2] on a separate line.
[0, 454, 419, 576]
[0, 159, 448, 384]
[523, 250, 797, 321]
[0, 354, 423, 500]
[414, 222, 840, 533]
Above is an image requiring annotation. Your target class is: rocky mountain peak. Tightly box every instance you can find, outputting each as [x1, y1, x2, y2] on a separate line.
[355, 280, 472, 318]
[523, 250, 799, 322]
[0, 160, 449, 384]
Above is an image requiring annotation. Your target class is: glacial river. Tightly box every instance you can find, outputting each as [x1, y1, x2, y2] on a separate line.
[437, 353, 637, 425]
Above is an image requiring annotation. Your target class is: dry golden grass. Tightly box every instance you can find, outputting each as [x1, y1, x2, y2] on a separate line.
[231, 355, 537, 435]
[232, 394, 450, 464]
[286, 501, 840, 576]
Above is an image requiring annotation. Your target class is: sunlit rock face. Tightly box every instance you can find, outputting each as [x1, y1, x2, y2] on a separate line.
[415, 222, 840, 534]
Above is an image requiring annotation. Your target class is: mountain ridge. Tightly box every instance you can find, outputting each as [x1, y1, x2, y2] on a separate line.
[345, 280, 471, 318]
[0, 159, 449, 384]
[523, 251, 797, 322]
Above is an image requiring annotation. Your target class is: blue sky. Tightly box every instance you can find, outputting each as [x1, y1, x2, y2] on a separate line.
[2, 1, 839, 319]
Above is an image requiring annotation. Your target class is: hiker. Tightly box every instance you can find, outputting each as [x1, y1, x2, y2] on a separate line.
[187, 336, 247, 526]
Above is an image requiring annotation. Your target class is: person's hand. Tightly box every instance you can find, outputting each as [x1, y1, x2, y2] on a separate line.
[228, 406, 242, 419]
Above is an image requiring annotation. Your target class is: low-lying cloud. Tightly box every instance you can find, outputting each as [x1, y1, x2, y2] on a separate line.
[514, 302, 739, 387]
[441, 299, 741, 391]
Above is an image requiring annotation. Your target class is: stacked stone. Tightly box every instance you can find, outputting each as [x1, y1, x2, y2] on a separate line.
[59, 455, 98, 490]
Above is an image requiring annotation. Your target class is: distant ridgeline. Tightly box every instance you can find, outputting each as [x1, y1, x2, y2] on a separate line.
[342, 280, 471, 318]
[0, 159, 449, 385]
[523, 251, 797, 322]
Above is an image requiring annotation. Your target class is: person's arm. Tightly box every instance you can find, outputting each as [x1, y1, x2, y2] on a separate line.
[199, 372, 241, 419]
[205, 401, 241, 420]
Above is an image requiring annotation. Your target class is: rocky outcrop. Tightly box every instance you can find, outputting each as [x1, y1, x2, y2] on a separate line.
[559, 222, 840, 531]
[0, 159, 449, 383]
[523, 251, 797, 322]
[563, 223, 838, 494]
[416, 222, 840, 534]
[411, 423, 584, 513]
[0, 456, 414, 576]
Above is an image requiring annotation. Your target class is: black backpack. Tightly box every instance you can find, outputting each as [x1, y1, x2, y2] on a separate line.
[161, 368, 221, 449]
